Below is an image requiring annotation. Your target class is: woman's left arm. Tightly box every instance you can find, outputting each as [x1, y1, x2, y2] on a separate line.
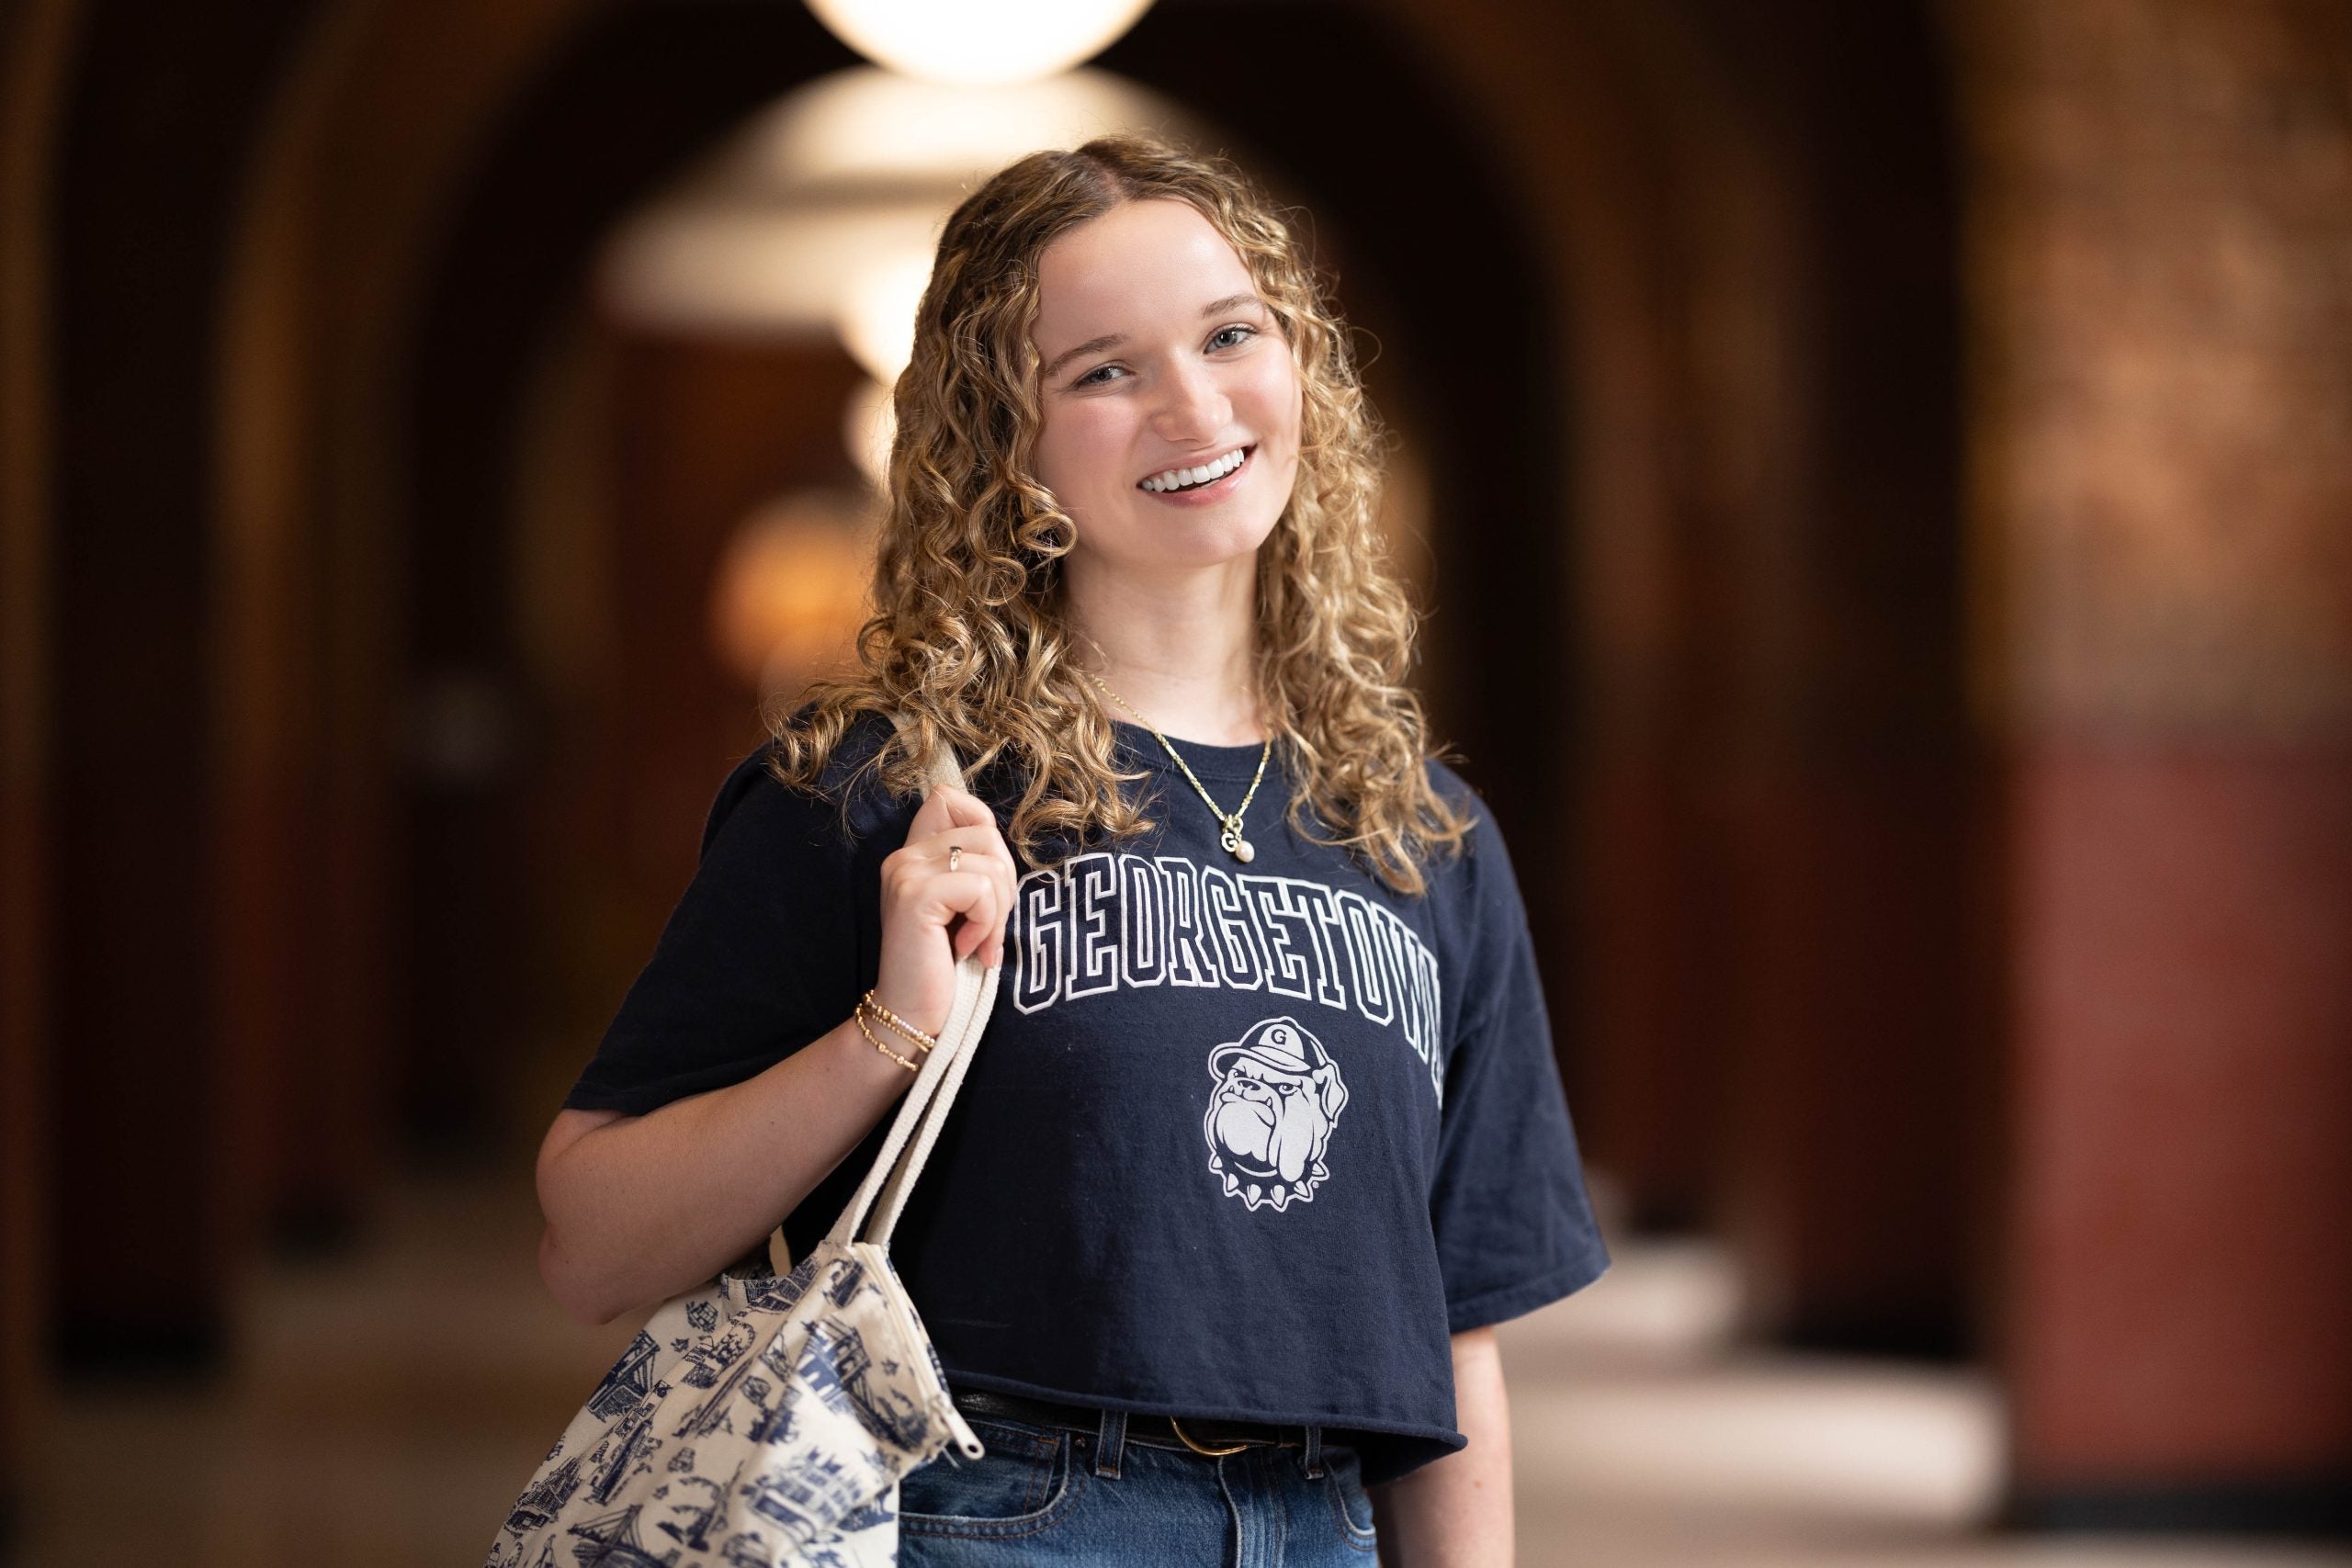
[1367, 1325, 1514, 1565]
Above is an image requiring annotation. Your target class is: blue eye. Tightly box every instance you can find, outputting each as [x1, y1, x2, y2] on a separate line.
[1069, 325, 1255, 389]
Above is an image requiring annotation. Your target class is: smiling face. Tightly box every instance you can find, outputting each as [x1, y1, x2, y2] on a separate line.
[1029, 198, 1304, 580]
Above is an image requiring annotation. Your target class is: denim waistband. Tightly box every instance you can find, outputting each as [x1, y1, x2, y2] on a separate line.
[948, 1387, 1329, 1480]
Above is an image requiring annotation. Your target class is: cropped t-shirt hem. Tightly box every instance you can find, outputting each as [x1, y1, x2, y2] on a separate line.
[935, 1363, 1466, 1484]
[1442, 1244, 1612, 1337]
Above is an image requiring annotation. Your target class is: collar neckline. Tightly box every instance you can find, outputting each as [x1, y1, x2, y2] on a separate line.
[1110, 718, 1276, 784]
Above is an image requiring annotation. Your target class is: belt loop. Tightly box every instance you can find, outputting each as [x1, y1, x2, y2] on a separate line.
[1093, 1407, 1126, 1478]
[1301, 1423, 1325, 1479]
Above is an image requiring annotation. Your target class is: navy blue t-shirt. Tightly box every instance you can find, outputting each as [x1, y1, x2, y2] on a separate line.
[561, 711, 1610, 1484]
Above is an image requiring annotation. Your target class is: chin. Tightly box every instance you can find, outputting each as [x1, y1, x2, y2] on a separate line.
[1158, 523, 1280, 572]
[1083, 508, 1283, 576]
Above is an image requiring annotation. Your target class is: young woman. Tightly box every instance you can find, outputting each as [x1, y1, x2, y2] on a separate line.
[535, 135, 1609, 1566]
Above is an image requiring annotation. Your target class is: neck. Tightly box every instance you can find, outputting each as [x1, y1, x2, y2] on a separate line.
[1064, 554, 1265, 746]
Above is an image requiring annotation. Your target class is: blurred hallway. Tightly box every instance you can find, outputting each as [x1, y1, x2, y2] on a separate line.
[17, 1158, 2346, 1568]
[9, 0, 2352, 1554]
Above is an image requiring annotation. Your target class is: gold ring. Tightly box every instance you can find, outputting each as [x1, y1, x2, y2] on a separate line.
[947, 845, 963, 873]
[1167, 1416, 1249, 1457]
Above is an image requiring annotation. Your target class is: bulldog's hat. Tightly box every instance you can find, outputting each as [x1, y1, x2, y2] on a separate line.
[1208, 1016, 1331, 1079]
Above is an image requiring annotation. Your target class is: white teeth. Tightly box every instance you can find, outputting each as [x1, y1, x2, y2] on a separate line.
[1142, 447, 1246, 491]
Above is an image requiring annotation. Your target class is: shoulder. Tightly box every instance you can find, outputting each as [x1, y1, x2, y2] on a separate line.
[1419, 754, 1483, 824]
[698, 708, 913, 863]
[1409, 757, 1532, 970]
[1417, 754, 1510, 884]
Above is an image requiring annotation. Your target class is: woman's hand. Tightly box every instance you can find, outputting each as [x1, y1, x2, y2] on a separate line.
[871, 784, 1017, 1039]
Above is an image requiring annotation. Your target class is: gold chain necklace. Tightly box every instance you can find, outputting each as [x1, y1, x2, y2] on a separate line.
[1080, 668, 1271, 863]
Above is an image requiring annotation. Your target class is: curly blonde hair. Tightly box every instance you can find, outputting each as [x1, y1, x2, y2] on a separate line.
[763, 132, 1472, 896]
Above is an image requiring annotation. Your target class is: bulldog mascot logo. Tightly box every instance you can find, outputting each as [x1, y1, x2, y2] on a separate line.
[1203, 1017, 1350, 1212]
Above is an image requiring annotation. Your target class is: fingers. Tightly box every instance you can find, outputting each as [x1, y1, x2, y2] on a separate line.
[927, 833, 1015, 969]
[894, 789, 1018, 970]
[904, 784, 961, 840]
[907, 786, 999, 849]
[943, 874, 1001, 962]
[886, 862, 1005, 964]
[930, 786, 999, 832]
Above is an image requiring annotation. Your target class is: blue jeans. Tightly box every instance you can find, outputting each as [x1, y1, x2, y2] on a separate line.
[895, 1404, 1380, 1566]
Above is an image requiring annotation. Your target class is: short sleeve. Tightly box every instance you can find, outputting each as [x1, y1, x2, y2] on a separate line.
[560, 743, 866, 1117]
[1427, 793, 1611, 1333]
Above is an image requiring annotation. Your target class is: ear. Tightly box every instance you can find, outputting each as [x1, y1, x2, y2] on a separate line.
[1313, 1064, 1348, 1122]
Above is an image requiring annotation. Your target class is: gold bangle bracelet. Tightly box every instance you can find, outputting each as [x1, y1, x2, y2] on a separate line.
[857, 998, 933, 1055]
[874, 1012, 935, 1054]
[854, 1009, 920, 1074]
[862, 990, 939, 1054]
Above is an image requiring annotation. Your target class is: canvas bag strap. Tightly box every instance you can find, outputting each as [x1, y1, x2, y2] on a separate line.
[865, 938, 1000, 1246]
[808, 712, 999, 1255]
[775, 935, 986, 1269]
[858, 716, 1003, 1244]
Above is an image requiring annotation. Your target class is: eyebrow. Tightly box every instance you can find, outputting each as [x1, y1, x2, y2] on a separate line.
[1039, 293, 1270, 383]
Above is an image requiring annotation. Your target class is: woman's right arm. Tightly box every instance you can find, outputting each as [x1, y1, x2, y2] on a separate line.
[534, 784, 1016, 1326]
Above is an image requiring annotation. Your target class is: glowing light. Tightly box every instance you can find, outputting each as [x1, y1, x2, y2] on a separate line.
[834, 249, 934, 383]
[806, 0, 1154, 87]
[707, 489, 878, 695]
[595, 70, 1202, 337]
[724, 67, 1195, 194]
[843, 378, 897, 495]
[600, 201, 946, 338]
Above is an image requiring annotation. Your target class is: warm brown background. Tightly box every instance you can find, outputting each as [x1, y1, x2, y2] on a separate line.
[3, 0, 2348, 1554]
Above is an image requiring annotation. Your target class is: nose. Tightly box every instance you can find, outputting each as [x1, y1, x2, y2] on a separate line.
[1152, 355, 1231, 446]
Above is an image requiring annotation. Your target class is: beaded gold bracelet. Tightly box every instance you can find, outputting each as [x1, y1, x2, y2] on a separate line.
[861, 990, 939, 1055]
[853, 1008, 920, 1074]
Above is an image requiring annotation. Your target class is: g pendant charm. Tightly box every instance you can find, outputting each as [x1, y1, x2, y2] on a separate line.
[1078, 664, 1272, 865]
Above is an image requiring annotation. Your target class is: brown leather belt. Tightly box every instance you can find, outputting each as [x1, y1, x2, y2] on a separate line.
[951, 1387, 1315, 1456]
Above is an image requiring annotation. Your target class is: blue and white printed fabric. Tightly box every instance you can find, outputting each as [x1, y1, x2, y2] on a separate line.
[485, 1239, 980, 1568]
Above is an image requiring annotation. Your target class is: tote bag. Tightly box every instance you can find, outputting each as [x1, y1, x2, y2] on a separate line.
[486, 731, 997, 1568]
